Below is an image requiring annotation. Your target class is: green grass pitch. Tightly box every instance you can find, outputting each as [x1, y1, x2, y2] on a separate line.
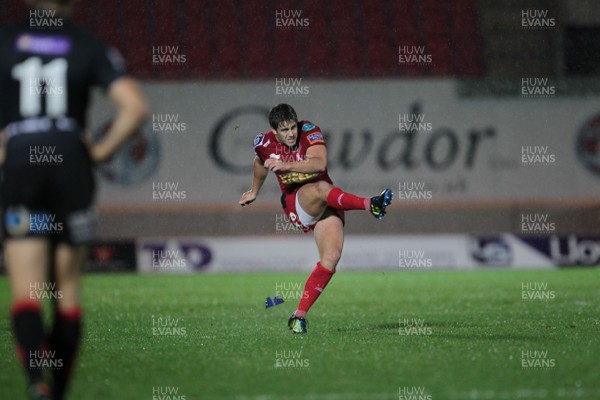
[0, 268, 598, 399]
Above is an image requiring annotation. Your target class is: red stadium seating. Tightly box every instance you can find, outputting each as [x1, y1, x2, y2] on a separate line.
[271, 0, 305, 76]
[122, 0, 153, 78]
[183, 0, 213, 78]
[239, 0, 273, 77]
[151, 0, 185, 80]
[329, 0, 364, 76]
[0, 0, 485, 79]
[450, 0, 486, 76]
[361, 1, 395, 76]
[214, 0, 244, 78]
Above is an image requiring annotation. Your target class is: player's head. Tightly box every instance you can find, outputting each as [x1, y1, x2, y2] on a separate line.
[269, 103, 298, 147]
[269, 103, 298, 130]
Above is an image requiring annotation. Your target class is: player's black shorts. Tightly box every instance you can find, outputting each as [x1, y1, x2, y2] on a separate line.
[1, 124, 96, 245]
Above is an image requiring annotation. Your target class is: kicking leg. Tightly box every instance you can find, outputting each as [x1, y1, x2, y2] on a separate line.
[297, 180, 368, 216]
[297, 181, 393, 219]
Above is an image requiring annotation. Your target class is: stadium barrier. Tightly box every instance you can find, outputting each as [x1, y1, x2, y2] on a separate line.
[135, 234, 600, 273]
[87, 240, 136, 273]
[0, 240, 136, 275]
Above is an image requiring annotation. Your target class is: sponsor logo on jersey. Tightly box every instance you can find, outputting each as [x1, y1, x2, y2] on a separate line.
[16, 34, 71, 55]
[253, 134, 264, 147]
[279, 171, 319, 185]
[307, 132, 324, 144]
[301, 122, 315, 131]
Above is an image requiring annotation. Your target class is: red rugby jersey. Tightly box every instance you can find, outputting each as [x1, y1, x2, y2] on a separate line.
[253, 120, 333, 194]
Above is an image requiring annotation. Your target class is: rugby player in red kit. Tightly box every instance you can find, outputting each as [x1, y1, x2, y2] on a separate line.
[239, 104, 393, 333]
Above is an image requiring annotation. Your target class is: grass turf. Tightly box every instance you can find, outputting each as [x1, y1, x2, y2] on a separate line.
[0, 268, 598, 400]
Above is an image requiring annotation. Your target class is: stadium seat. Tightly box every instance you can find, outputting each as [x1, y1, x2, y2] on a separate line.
[183, 0, 212, 78]
[328, 0, 363, 76]
[54, 0, 485, 79]
[360, 2, 395, 76]
[123, 0, 153, 78]
[213, 0, 243, 77]
[239, 0, 272, 77]
[302, 0, 332, 76]
[151, 0, 185, 79]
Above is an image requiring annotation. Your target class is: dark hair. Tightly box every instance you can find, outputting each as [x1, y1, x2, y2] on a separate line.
[268, 103, 297, 130]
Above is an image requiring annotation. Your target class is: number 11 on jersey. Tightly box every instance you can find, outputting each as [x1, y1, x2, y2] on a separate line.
[11, 57, 68, 118]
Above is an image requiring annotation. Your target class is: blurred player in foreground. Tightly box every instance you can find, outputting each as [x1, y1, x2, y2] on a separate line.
[0, 0, 148, 398]
[239, 104, 393, 334]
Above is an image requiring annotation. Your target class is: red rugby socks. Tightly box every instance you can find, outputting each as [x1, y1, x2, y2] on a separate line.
[11, 300, 45, 386]
[50, 307, 82, 400]
[326, 187, 369, 210]
[294, 262, 335, 318]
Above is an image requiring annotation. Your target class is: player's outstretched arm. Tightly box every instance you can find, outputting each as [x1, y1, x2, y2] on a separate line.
[239, 156, 268, 206]
[89, 77, 149, 163]
[264, 144, 327, 174]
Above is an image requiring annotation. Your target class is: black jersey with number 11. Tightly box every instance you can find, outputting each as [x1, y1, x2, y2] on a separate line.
[0, 19, 126, 131]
